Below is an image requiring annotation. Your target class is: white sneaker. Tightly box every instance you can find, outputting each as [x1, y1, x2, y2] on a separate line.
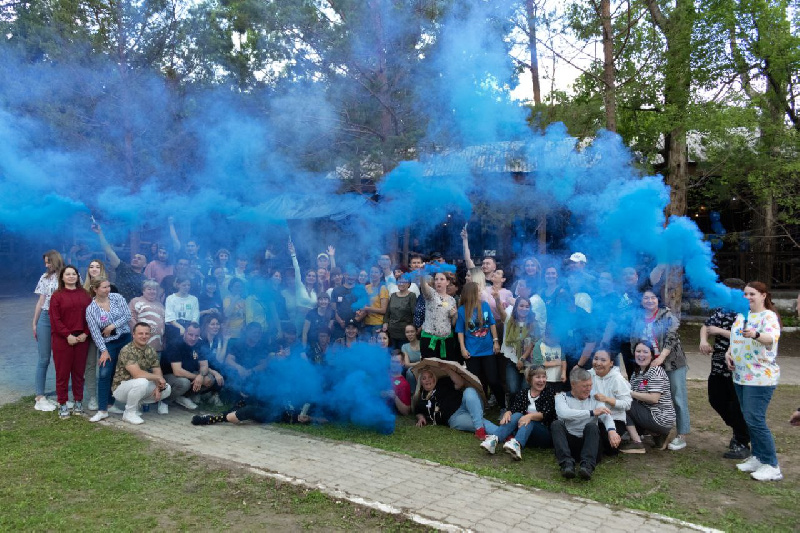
[503, 438, 523, 460]
[89, 411, 109, 423]
[88, 397, 98, 411]
[751, 463, 783, 481]
[667, 435, 687, 451]
[157, 401, 169, 415]
[480, 434, 498, 454]
[122, 408, 144, 425]
[737, 455, 763, 473]
[34, 397, 56, 412]
[108, 405, 124, 415]
[174, 396, 198, 410]
[66, 400, 75, 409]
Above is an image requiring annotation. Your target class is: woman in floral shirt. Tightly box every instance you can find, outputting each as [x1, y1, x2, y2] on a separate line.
[725, 281, 782, 481]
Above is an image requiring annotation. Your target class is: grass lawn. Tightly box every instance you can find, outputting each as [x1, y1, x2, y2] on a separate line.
[0, 401, 429, 532]
[286, 383, 800, 533]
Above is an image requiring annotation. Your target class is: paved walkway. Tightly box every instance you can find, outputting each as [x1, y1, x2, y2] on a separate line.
[102, 410, 713, 532]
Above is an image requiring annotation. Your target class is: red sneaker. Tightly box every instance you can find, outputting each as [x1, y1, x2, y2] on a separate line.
[474, 427, 487, 440]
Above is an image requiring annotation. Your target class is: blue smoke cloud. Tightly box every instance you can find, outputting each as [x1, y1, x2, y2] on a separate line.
[1, 0, 751, 428]
[236, 342, 395, 434]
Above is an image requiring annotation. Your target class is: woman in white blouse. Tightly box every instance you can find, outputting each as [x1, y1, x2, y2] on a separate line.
[32, 250, 64, 411]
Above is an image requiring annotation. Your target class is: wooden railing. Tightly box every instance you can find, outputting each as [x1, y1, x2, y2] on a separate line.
[713, 252, 800, 289]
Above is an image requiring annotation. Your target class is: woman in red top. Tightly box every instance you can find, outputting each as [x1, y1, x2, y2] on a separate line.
[49, 265, 92, 418]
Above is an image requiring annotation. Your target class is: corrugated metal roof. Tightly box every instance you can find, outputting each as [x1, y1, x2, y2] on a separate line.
[421, 141, 530, 175]
[324, 139, 587, 181]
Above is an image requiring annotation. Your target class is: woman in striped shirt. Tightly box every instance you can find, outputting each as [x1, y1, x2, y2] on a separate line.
[86, 277, 132, 422]
[619, 341, 676, 453]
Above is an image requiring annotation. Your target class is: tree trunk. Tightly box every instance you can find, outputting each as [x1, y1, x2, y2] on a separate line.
[646, 0, 694, 316]
[537, 217, 547, 254]
[403, 226, 410, 266]
[757, 192, 776, 286]
[112, 2, 140, 255]
[525, 0, 541, 105]
[600, 0, 617, 132]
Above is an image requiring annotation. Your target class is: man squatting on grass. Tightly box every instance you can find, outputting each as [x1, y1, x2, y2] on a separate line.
[112, 322, 171, 425]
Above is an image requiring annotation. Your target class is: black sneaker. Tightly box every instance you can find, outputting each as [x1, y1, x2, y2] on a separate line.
[191, 414, 212, 426]
[723, 442, 751, 460]
[191, 414, 226, 426]
[578, 464, 593, 480]
[560, 463, 576, 479]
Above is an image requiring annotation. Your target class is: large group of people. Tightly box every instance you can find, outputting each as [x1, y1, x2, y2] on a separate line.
[30, 221, 791, 483]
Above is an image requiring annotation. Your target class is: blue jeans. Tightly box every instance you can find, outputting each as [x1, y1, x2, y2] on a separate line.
[448, 387, 484, 432]
[484, 412, 552, 448]
[734, 383, 778, 467]
[667, 365, 690, 435]
[505, 360, 525, 396]
[35, 310, 52, 396]
[96, 333, 132, 411]
[405, 368, 417, 394]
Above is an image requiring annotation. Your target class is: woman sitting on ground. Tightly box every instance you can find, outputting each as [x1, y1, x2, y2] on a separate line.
[480, 366, 556, 459]
[590, 349, 632, 455]
[400, 324, 421, 391]
[413, 367, 489, 440]
[631, 289, 690, 451]
[619, 341, 676, 454]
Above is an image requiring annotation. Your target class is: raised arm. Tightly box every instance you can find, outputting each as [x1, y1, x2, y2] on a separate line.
[460, 226, 475, 269]
[168, 216, 181, 253]
[444, 366, 467, 390]
[649, 264, 667, 286]
[91, 224, 121, 268]
[327, 245, 336, 269]
[288, 240, 305, 296]
[419, 274, 433, 299]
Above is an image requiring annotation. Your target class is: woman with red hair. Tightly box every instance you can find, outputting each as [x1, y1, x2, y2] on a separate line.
[725, 281, 783, 481]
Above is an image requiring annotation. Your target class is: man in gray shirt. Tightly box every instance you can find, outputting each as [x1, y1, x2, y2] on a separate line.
[552, 367, 621, 480]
